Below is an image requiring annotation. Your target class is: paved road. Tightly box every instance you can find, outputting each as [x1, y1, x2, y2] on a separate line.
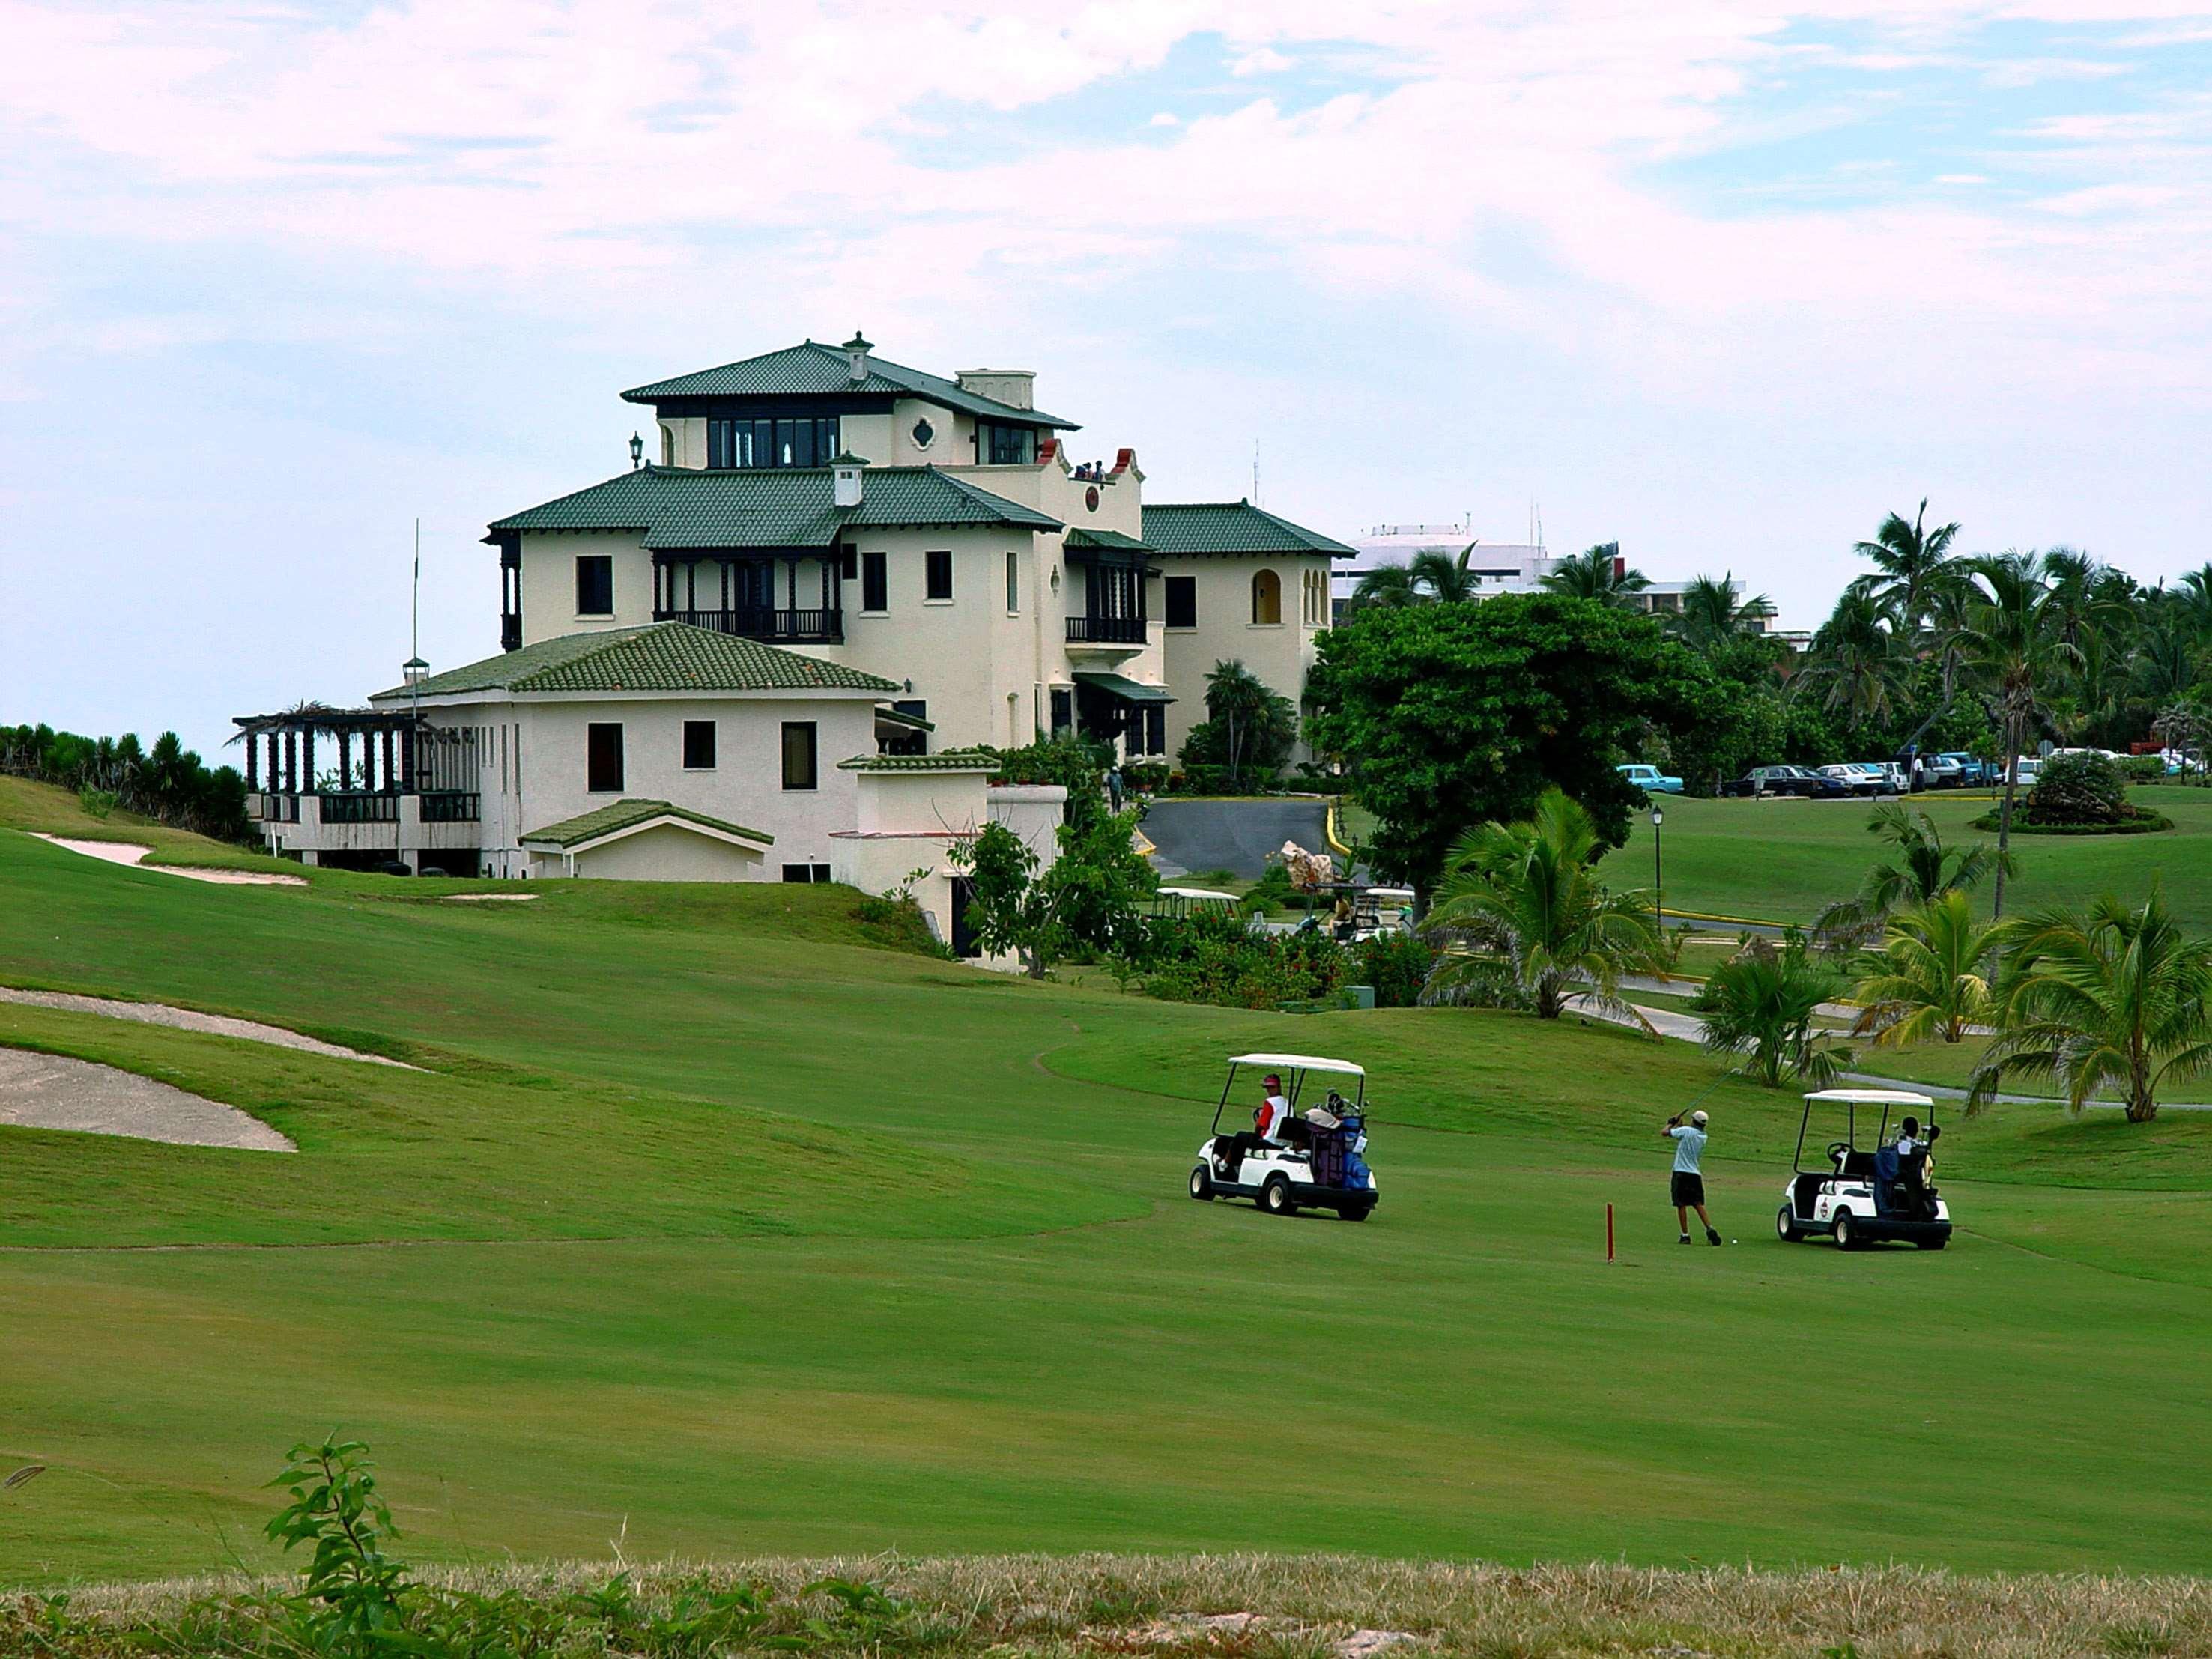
[1142, 798, 1333, 880]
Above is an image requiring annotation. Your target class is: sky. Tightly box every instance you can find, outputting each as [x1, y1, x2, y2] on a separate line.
[3, 0, 2210, 762]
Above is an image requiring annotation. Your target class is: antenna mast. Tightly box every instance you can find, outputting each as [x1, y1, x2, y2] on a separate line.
[1252, 439, 1260, 505]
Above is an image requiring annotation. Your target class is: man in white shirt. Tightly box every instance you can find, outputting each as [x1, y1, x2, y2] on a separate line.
[1215, 1073, 1293, 1177]
[1664, 1109, 1722, 1246]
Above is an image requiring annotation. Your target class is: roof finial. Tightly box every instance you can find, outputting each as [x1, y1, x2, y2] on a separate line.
[843, 330, 873, 384]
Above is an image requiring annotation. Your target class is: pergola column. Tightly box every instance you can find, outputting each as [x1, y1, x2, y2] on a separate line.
[302, 730, 316, 793]
[400, 724, 416, 792]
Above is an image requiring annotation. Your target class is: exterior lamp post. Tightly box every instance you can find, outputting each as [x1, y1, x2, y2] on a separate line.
[1650, 803, 1664, 935]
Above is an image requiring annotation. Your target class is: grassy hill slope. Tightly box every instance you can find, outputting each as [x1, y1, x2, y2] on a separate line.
[6, 783, 2212, 1584]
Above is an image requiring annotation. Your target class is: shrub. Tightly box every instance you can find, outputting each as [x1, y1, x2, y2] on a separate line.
[1354, 930, 1434, 1007]
[1137, 909, 1345, 1009]
[1241, 862, 1324, 913]
[2117, 755, 2167, 784]
[2024, 751, 2129, 825]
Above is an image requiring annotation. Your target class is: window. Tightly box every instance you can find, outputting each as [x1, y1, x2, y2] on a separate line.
[586, 722, 624, 793]
[925, 549, 954, 601]
[1251, 568, 1282, 625]
[861, 551, 888, 613]
[978, 421, 1036, 465]
[1164, 575, 1197, 629]
[1049, 687, 1073, 736]
[781, 721, 818, 791]
[781, 863, 834, 884]
[1141, 706, 1166, 756]
[1005, 550, 1019, 613]
[840, 546, 858, 581]
[575, 555, 614, 616]
[682, 720, 716, 771]
[706, 416, 839, 469]
[660, 426, 674, 465]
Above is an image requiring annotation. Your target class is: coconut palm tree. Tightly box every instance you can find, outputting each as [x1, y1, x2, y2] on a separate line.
[1793, 590, 1909, 730]
[1969, 891, 2212, 1121]
[1346, 564, 1425, 612]
[1409, 548, 1482, 604]
[1540, 544, 1650, 608]
[1419, 786, 1661, 1022]
[1955, 551, 2082, 917]
[1849, 499, 1960, 631]
[1812, 803, 2014, 947]
[1690, 937, 1851, 1088]
[1671, 573, 1775, 647]
[1849, 890, 2003, 1046]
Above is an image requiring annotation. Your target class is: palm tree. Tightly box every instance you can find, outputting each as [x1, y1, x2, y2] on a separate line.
[2175, 562, 2212, 640]
[1540, 544, 1650, 608]
[1955, 551, 2082, 917]
[1812, 803, 2013, 947]
[1849, 499, 1960, 630]
[1347, 564, 1424, 612]
[1969, 892, 2212, 1121]
[1849, 891, 2002, 1046]
[1201, 660, 1285, 780]
[1419, 786, 1661, 1022]
[1793, 590, 1908, 730]
[1408, 548, 1482, 604]
[1671, 573, 1775, 648]
[1690, 937, 1851, 1088]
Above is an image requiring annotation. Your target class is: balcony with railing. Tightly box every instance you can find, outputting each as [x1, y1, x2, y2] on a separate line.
[655, 607, 844, 645]
[1064, 613, 1149, 646]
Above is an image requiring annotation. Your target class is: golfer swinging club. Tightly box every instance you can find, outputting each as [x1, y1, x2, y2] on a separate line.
[1664, 1108, 1722, 1246]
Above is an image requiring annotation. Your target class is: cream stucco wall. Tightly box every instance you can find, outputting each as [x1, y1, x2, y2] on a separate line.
[517, 530, 654, 643]
[555, 824, 769, 882]
[1156, 553, 1333, 765]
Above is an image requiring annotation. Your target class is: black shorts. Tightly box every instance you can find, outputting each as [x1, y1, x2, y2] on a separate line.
[1670, 1171, 1706, 1207]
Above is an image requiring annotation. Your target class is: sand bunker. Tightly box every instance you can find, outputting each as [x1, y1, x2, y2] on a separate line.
[0, 1047, 294, 1151]
[33, 835, 306, 886]
[0, 986, 416, 1069]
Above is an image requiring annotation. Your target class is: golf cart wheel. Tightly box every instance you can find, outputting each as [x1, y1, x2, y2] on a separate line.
[1343, 1202, 1373, 1222]
[1832, 1211, 1858, 1251]
[1189, 1165, 1214, 1201]
[1916, 1235, 1948, 1250]
[1261, 1176, 1296, 1216]
[1776, 1204, 1802, 1243]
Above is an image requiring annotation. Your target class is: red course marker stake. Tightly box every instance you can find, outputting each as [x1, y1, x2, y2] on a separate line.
[1606, 1202, 1616, 1263]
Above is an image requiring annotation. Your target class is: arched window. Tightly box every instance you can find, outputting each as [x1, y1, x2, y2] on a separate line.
[661, 425, 676, 466]
[1251, 568, 1282, 625]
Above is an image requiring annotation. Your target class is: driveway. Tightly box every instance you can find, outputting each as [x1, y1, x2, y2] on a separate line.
[1142, 798, 1333, 880]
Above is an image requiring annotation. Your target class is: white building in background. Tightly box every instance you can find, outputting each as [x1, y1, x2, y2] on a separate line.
[1333, 523, 1770, 631]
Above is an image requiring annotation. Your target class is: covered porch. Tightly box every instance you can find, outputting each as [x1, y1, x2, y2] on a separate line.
[652, 548, 843, 643]
[1071, 670, 1172, 758]
[1062, 530, 1157, 652]
[230, 707, 482, 871]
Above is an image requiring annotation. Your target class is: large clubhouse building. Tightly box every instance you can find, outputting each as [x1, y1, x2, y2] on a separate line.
[237, 336, 1353, 926]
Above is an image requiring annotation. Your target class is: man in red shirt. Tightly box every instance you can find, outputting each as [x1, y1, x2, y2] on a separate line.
[1216, 1073, 1291, 1177]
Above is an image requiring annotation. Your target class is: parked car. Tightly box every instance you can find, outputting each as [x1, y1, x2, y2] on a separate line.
[1723, 765, 1849, 799]
[2009, 756, 2043, 786]
[1936, 752, 1989, 786]
[1617, 762, 1684, 795]
[1819, 763, 1899, 798]
[1912, 753, 1964, 789]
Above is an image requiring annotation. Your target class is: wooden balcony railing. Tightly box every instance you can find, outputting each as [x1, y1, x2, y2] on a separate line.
[318, 792, 400, 825]
[656, 607, 844, 644]
[419, 792, 481, 823]
[1065, 614, 1148, 645]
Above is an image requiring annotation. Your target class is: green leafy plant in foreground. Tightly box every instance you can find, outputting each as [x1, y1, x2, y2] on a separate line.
[264, 1436, 413, 1648]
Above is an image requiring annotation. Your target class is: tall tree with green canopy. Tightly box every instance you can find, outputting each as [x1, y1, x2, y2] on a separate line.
[1956, 551, 2082, 916]
[1849, 498, 1960, 630]
[1346, 564, 1424, 612]
[1178, 659, 1297, 783]
[1419, 786, 1661, 1022]
[1670, 573, 1775, 648]
[1408, 548, 1482, 604]
[1306, 593, 1721, 896]
[1539, 544, 1650, 608]
[1793, 589, 1909, 730]
[1970, 892, 2212, 1121]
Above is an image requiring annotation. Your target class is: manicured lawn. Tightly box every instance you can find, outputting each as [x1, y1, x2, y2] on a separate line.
[1614, 784, 2212, 929]
[8, 784, 2212, 1585]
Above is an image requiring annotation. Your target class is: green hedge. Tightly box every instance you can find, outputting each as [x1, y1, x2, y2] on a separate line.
[1969, 811, 2174, 837]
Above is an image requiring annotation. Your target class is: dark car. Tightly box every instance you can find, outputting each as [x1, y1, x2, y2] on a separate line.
[1936, 752, 1988, 786]
[1723, 765, 1849, 799]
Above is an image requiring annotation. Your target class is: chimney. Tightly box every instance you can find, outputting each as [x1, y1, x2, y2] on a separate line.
[955, 369, 1035, 410]
[831, 450, 866, 509]
[843, 330, 873, 384]
[402, 657, 429, 688]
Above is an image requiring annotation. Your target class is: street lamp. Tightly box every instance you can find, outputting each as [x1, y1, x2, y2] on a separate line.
[629, 431, 645, 470]
[1650, 804, 1664, 935]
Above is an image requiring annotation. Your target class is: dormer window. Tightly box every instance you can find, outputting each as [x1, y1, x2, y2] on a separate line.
[707, 416, 840, 468]
[976, 420, 1035, 465]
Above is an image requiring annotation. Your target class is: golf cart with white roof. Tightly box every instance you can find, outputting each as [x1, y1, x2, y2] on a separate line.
[1778, 1089, 1953, 1249]
[1190, 1052, 1378, 1221]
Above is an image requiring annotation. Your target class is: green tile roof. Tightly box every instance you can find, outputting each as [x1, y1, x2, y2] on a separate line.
[836, 748, 1001, 774]
[487, 465, 1060, 549]
[1140, 501, 1357, 558]
[620, 342, 1079, 430]
[369, 624, 900, 700]
[1064, 528, 1154, 552]
[520, 798, 772, 849]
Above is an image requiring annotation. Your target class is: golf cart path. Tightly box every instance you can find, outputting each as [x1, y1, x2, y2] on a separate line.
[31, 834, 306, 886]
[0, 1047, 294, 1151]
[0, 986, 418, 1069]
[1142, 798, 1333, 880]
[1591, 995, 2212, 1111]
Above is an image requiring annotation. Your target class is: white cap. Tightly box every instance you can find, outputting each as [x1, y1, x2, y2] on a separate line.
[1691, 1109, 1709, 1126]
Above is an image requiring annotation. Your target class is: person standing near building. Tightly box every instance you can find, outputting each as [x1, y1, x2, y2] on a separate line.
[1664, 1109, 1723, 1246]
[1106, 764, 1125, 815]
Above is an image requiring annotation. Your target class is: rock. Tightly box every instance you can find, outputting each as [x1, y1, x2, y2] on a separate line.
[1336, 1631, 1416, 1659]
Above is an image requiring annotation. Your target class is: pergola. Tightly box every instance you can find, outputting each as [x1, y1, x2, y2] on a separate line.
[230, 706, 460, 795]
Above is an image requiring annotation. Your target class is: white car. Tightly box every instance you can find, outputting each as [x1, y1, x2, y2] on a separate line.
[1192, 1051, 1378, 1221]
[1819, 763, 1897, 797]
[1776, 1089, 1952, 1250]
